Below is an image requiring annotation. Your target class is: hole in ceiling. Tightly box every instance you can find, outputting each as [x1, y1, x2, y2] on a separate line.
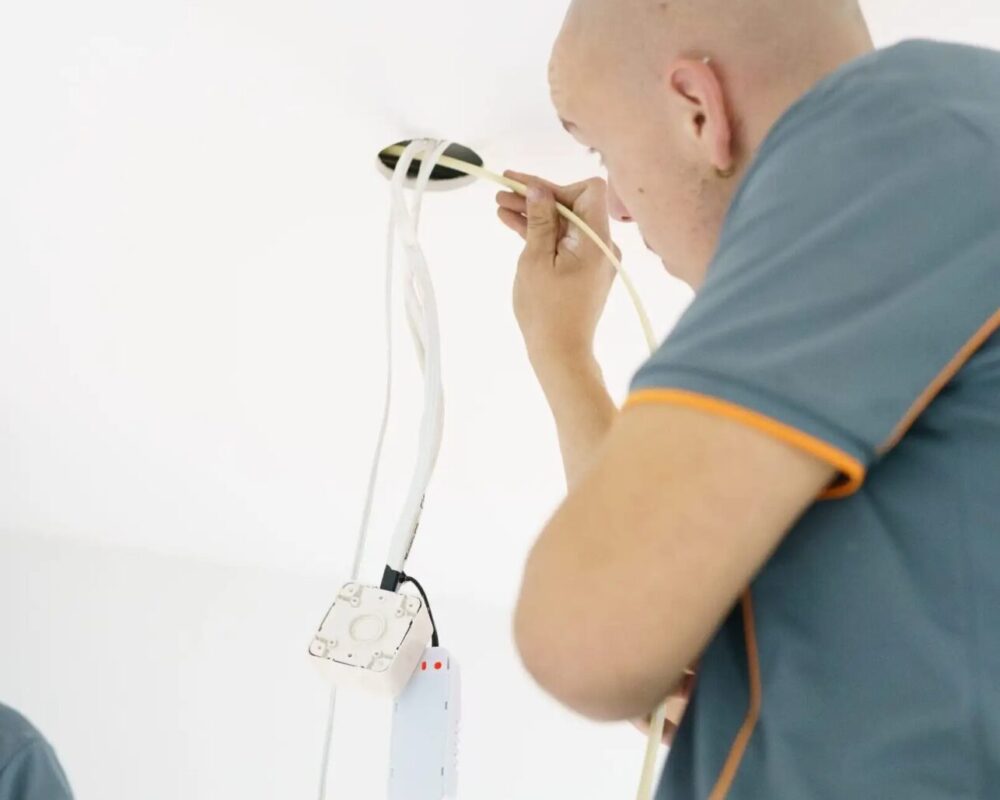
[376, 140, 483, 187]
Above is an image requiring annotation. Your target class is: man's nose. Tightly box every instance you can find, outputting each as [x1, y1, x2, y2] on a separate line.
[606, 180, 634, 223]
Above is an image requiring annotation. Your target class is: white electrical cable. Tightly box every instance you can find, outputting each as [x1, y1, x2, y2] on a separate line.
[384, 143, 667, 800]
[316, 139, 448, 800]
[402, 139, 447, 373]
[318, 139, 669, 800]
[380, 143, 669, 800]
[380, 144, 658, 353]
[384, 139, 452, 572]
[403, 266, 426, 371]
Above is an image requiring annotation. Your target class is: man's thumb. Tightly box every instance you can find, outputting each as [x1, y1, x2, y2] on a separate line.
[524, 185, 559, 256]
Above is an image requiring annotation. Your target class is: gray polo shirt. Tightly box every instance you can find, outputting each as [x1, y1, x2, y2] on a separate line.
[626, 39, 1000, 798]
[0, 705, 73, 800]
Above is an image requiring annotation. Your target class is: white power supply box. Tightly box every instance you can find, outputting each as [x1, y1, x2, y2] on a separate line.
[388, 646, 460, 800]
[308, 581, 434, 697]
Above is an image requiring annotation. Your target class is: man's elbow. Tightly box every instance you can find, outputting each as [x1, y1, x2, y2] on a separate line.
[512, 597, 662, 723]
[513, 594, 586, 713]
[514, 612, 609, 721]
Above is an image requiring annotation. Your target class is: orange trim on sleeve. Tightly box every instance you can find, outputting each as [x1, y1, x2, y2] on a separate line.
[623, 388, 866, 499]
[708, 589, 762, 800]
[879, 307, 1000, 454]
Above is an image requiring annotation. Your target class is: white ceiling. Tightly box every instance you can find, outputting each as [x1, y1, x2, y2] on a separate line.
[3, 0, 1000, 594]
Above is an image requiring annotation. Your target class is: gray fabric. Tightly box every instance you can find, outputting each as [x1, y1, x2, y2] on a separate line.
[0, 705, 73, 800]
[629, 39, 1000, 798]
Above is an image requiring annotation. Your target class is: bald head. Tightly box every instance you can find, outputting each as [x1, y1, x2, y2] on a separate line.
[549, 0, 873, 286]
[559, 0, 868, 72]
[554, 0, 872, 138]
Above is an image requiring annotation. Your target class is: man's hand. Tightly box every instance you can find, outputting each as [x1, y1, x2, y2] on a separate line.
[494, 171, 622, 490]
[629, 670, 696, 746]
[495, 171, 620, 368]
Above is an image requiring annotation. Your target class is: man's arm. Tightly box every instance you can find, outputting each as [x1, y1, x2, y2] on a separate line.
[496, 171, 707, 730]
[495, 171, 621, 491]
[528, 343, 699, 742]
[513, 400, 834, 722]
[529, 347, 617, 491]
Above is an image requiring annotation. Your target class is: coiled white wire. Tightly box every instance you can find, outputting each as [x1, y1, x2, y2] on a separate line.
[385, 139, 451, 572]
[316, 139, 448, 800]
[316, 139, 669, 800]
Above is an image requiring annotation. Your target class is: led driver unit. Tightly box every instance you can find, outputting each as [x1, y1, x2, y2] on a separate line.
[388, 646, 460, 800]
[309, 581, 434, 697]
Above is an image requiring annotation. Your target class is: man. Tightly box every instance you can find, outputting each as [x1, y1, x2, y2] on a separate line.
[497, 0, 1000, 796]
[0, 704, 74, 799]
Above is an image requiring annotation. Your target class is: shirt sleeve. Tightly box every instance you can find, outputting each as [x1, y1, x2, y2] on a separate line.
[0, 740, 75, 800]
[626, 75, 1000, 498]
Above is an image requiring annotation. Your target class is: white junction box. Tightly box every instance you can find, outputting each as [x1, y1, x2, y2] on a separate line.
[388, 646, 460, 800]
[308, 581, 434, 697]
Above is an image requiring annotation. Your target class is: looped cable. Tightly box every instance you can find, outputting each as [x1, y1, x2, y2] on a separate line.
[318, 139, 669, 800]
[385, 139, 450, 572]
[316, 139, 448, 800]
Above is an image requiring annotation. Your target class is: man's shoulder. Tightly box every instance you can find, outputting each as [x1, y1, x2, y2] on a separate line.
[757, 38, 1000, 162]
[726, 38, 1000, 230]
[0, 703, 48, 767]
[862, 38, 1000, 103]
[825, 38, 1000, 100]
[0, 704, 74, 799]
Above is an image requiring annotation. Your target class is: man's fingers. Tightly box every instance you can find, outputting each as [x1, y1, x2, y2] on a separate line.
[523, 185, 560, 257]
[496, 193, 567, 244]
[660, 720, 679, 746]
[496, 207, 527, 240]
[496, 190, 526, 214]
[501, 172, 615, 264]
[503, 170, 561, 195]
[503, 172, 612, 262]
[504, 170, 592, 208]
[630, 716, 678, 746]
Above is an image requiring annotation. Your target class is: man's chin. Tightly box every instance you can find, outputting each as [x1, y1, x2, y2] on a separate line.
[640, 236, 671, 272]
[659, 257, 684, 283]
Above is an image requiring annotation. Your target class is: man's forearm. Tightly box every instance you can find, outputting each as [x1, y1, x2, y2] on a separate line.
[529, 349, 618, 491]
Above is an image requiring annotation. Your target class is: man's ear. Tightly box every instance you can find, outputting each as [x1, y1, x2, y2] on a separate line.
[668, 58, 735, 175]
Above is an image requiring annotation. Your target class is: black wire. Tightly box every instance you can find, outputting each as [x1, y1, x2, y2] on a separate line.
[399, 572, 439, 647]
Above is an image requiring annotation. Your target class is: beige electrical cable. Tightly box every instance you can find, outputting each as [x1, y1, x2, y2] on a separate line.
[381, 144, 658, 353]
[382, 142, 670, 800]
